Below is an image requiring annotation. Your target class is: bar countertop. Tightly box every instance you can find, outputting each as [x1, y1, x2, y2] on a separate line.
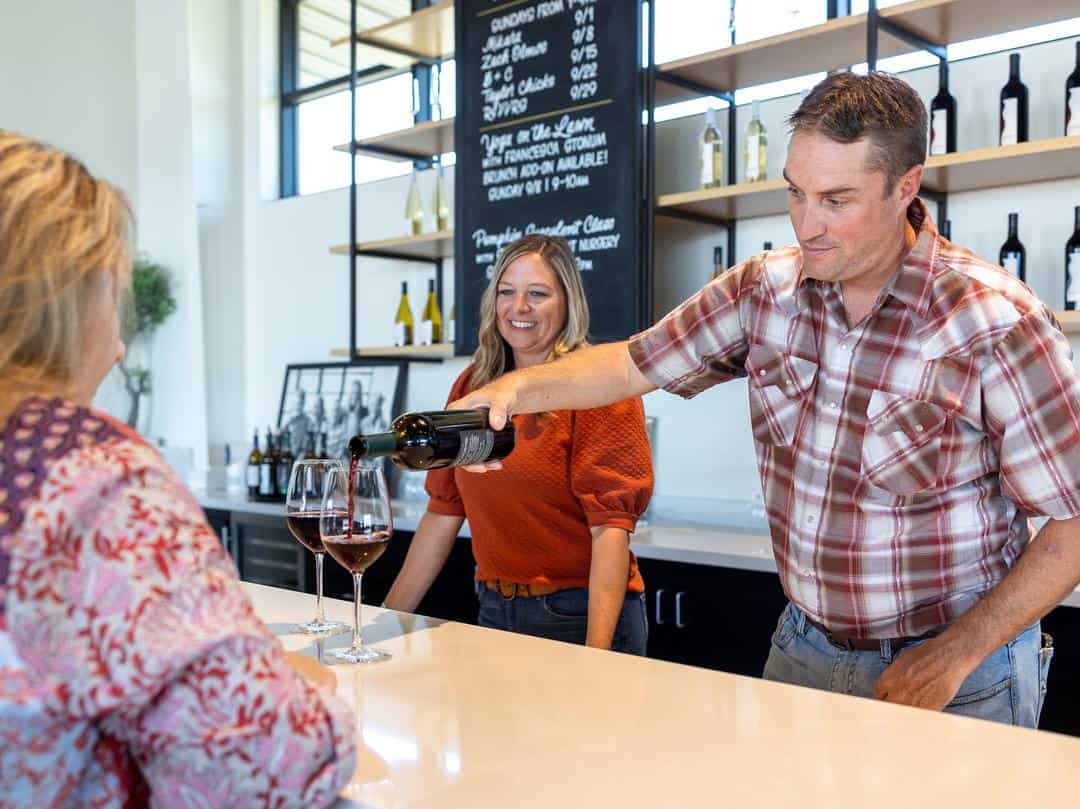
[246, 582, 1080, 808]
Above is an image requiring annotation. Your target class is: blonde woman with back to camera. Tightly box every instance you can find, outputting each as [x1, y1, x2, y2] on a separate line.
[0, 130, 356, 807]
[383, 234, 654, 654]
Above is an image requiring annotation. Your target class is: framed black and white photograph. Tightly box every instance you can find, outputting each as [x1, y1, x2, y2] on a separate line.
[277, 360, 407, 463]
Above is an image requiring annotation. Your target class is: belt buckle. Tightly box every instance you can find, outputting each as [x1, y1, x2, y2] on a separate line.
[497, 580, 517, 600]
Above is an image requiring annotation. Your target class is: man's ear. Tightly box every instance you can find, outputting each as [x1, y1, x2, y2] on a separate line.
[895, 162, 923, 208]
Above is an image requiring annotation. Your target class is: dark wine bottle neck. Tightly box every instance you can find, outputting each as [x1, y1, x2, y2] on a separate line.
[1075, 206, 1080, 232]
[1008, 214, 1018, 238]
[1008, 54, 1020, 81]
[349, 432, 398, 458]
[938, 60, 949, 90]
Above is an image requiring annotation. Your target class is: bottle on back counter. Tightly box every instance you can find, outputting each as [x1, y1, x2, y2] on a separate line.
[1000, 52, 1028, 146]
[246, 429, 261, 498]
[418, 278, 442, 345]
[259, 428, 277, 500]
[276, 430, 295, 499]
[999, 212, 1026, 283]
[1065, 40, 1080, 137]
[700, 106, 724, 189]
[929, 59, 956, 156]
[394, 281, 414, 347]
[743, 99, 767, 182]
[349, 409, 515, 471]
[1066, 205, 1080, 311]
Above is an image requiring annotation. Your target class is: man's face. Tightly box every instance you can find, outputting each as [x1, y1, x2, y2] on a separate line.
[784, 132, 914, 285]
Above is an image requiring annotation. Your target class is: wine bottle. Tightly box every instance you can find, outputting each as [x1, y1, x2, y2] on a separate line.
[418, 279, 443, 345]
[304, 430, 317, 461]
[246, 429, 261, 498]
[276, 430, 295, 499]
[941, 220, 952, 241]
[929, 60, 957, 155]
[763, 241, 773, 251]
[349, 409, 515, 471]
[711, 245, 724, 280]
[1000, 53, 1029, 146]
[700, 107, 724, 189]
[393, 281, 414, 347]
[446, 303, 456, 344]
[1066, 205, 1080, 311]
[405, 170, 424, 235]
[433, 163, 450, 231]
[999, 212, 1026, 283]
[743, 99, 767, 182]
[1067, 41, 1080, 137]
[259, 428, 277, 500]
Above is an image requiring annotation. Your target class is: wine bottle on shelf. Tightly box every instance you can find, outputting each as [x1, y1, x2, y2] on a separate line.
[432, 163, 450, 231]
[418, 279, 443, 345]
[941, 220, 952, 241]
[393, 281, 414, 347]
[999, 213, 1026, 283]
[246, 429, 261, 498]
[700, 107, 724, 189]
[446, 303, 456, 344]
[349, 409, 516, 471]
[1067, 41, 1080, 137]
[259, 428, 276, 500]
[929, 60, 957, 155]
[743, 99, 767, 182]
[1066, 205, 1080, 311]
[276, 431, 295, 499]
[405, 170, 424, 235]
[711, 245, 724, 280]
[1000, 53, 1029, 146]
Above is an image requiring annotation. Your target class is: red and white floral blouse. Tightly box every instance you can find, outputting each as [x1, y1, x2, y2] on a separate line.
[0, 397, 356, 808]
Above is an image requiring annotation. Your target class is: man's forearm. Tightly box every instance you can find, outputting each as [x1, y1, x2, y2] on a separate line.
[942, 516, 1080, 671]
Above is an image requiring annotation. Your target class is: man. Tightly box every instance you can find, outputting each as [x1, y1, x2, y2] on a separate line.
[453, 72, 1080, 726]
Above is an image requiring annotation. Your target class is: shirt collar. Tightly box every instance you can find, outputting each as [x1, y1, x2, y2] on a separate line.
[885, 198, 939, 319]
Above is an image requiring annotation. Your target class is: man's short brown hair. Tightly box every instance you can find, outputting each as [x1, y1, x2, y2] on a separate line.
[787, 71, 927, 194]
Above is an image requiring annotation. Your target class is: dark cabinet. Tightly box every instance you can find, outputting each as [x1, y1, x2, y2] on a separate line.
[229, 511, 306, 592]
[638, 557, 788, 677]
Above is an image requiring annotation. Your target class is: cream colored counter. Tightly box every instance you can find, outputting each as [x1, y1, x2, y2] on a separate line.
[244, 582, 1080, 808]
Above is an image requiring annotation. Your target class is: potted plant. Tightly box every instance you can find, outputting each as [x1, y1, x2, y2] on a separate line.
[118, 255, 177, 430]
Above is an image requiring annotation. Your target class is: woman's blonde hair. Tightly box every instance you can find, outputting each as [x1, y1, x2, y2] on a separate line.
[0, 130, 133, 415]
[469, 234, 590, 391]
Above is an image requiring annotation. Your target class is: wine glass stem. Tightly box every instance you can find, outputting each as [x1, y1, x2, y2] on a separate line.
[314, 552, 326, 624]
[352, 572, 364, 650]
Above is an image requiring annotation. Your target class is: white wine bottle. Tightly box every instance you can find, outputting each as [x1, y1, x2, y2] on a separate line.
[405, 170, 424, 235]
[432, 164, 450, 231]
[393, 281, 414, 346]
[743, 99, 767, 182]
[700, 107, 724, 189]
[418, 279, 442, 345]
[446, 303, 456, 343]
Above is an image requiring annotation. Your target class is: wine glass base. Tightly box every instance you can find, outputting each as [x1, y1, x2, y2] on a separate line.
[327, 645, 392, 664]
[295, 618, 350, 635]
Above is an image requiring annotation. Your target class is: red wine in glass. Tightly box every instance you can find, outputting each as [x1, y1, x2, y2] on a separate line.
[323, 524, 391, 572]
[285, 511, 326, 554]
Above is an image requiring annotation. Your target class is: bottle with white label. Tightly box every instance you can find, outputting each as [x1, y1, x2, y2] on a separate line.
[929, 60, 956, 156]
[1000, 53, 1029, 146]
[711, 245, 724, 281]
[743, 99, 767, 182]
[1066, 205, 1080, 311]
[393, 281, 414, 347]
[446, 303, 456, 344]
[1066, 41, 1080, 137]
[246, 429, 261, 498]
[999, 212, 1026, 283]
[405, 170, 424, 235]
[700, 107, 724, 189]
[418, 278, 442, 345]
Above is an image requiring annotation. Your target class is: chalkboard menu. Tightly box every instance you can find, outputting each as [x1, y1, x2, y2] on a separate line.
[454, 0, 643, 355]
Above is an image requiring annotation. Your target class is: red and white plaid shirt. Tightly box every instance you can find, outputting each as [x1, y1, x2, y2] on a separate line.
[630, 200, 1080, 638]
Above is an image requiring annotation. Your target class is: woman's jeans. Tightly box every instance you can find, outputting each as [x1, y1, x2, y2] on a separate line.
[763, 602, 1054, 727]
[477, 586, 648, 656]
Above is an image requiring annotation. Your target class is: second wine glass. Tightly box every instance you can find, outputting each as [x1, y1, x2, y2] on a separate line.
[285, 459, 349, 635]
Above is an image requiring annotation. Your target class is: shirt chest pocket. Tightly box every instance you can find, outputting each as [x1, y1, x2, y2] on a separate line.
[861, 390, 949, 495]
[746, 346, 817, 448]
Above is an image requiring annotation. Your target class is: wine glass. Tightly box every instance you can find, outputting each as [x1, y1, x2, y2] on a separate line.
[320, 459, 394, 664]
[285, 459, 349, 635]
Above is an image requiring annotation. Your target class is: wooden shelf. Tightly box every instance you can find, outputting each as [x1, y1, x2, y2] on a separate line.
[655, 0, 1078, 104]
[1057, 311, 1080, 335]
[921, 136, 1080, 194]
[329, 343, 454, 359]
[331, 0, 454, 60]
[657, 179, 789, 221]
[330, 229, 454, 261]
[334, 117, 455, 162]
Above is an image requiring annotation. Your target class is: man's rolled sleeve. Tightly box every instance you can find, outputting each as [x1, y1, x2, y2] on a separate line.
[628, 259, 756, 399]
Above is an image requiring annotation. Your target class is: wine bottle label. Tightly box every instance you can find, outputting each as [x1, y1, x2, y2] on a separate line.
[246, 465, 260, 488]
[445, 318, 455, 343]
[700, 143, 718, 186]
[259, 465, 274, 496]
[746, 135, 760, 180]
[1069, 252, 1080, 303]
[453, 429, 495, 466]
[930, 109, 948, 155]
[393, 322, 407, 347]
[1003, 253, 1021, 278]
[418, 320, 433, 346]
[1000, 98, 1018, 146]
[1068, 88, 1080, 137]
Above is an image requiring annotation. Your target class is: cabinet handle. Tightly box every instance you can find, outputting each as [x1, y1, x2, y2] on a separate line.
[675, 591, 687, 629]
[654, 588, 666, 625]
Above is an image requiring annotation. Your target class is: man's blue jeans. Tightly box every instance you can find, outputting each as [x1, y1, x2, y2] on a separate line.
[763, 602, 1053, 727]
[477, 586, 648, 656]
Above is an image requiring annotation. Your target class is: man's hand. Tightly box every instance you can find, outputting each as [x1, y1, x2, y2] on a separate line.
[449, 376, 520, 473]
[873, 634, 977, 710]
